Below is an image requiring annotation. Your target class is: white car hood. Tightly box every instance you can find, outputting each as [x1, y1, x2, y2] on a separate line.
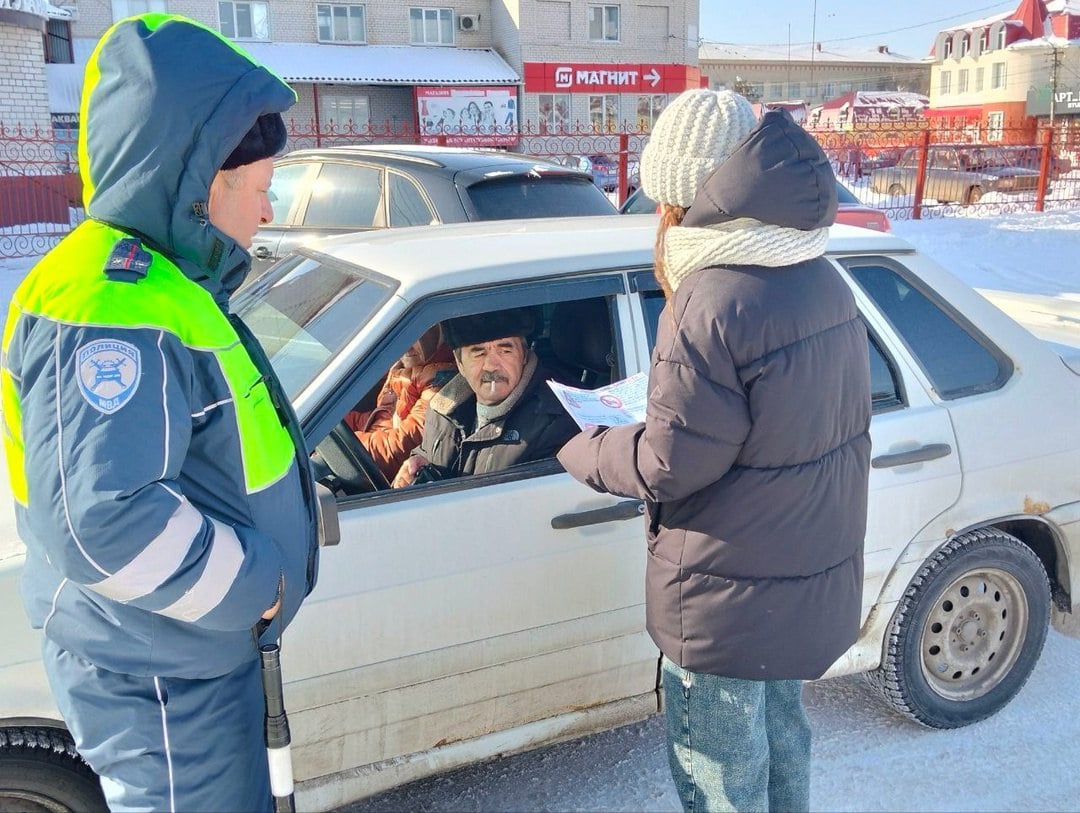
[979, 288, 1080, 375]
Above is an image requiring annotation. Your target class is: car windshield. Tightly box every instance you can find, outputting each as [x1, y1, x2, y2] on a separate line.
[233, 255, 396, 400]
[837, 183, 859, 204]
[466, 176, 617, 219]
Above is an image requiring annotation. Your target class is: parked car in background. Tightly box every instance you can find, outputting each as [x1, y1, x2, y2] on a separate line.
[4, 217, 1080, 811]
[870, 144, 1042, 205]
[1004, 145, 1073, 180]
[556, 153, 620, 192]
[619, 181, 891, 231]
[251, 145, 617, 274]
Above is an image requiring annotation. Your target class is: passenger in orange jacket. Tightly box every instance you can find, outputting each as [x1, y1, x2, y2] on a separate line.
[345, 324, 456, 481]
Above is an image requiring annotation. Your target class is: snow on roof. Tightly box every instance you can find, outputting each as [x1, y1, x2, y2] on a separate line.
[819, 90, 929, 111]
[698, 42, 923, 64]
[1045, 0, 1080, 13]
[241, 42, 520, 85]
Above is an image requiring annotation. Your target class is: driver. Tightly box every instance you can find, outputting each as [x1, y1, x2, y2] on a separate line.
[344, 324, 455, 481]
[392, 307, 577, 487]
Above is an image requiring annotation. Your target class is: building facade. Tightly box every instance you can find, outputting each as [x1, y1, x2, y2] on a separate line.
[928, 0, 1080, 143]
[698, 41, 930, 109]
[16, 0, 701, 148]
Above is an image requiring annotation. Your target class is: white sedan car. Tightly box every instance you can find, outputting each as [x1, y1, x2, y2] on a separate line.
[2, 217, 1079, 811]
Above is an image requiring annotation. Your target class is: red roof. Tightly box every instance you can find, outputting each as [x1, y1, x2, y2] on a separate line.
[1015, 0, 1048, 38]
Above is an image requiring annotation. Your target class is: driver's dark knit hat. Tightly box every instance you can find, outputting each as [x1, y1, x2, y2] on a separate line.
[222, 112, 287, 169]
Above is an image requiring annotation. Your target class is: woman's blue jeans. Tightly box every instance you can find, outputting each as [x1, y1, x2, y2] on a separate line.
[662, 656, 811, 813]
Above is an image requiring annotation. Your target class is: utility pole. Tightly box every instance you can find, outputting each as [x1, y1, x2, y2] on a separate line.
[810, 0, 818, 93]
[1050, 45, 1062, 128]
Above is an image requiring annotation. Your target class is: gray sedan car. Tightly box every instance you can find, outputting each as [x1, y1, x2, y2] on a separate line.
[870, 144, 1042, 205]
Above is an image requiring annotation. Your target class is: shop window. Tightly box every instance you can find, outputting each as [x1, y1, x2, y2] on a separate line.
[636, 94, 665, 131]
[987, 111, 1004, 142]
[319, 95, 371, 132]
[589, 94, 618, 132]
[539, 94, 570, 134]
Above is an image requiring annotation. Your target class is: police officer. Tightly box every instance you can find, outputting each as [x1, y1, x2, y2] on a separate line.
[1, 15, 318, 811]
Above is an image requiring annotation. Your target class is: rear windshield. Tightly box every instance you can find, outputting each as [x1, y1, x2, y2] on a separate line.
[466, 177, 617, 220]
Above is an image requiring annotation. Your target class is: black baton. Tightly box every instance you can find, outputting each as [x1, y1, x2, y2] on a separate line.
[260, 643, 295, 813]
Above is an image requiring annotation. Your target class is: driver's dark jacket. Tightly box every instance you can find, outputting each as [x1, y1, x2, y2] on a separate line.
[410, 361, 577, 478]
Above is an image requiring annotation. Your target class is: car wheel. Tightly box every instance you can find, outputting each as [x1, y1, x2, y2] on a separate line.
[0, 727, 107, 813]
[887, 183, 906, 197]
[867, 528, 1050, 729]
[964, 185, 983, 205]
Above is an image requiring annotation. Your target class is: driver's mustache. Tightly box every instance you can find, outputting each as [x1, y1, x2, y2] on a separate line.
[480, 371, 509, 384]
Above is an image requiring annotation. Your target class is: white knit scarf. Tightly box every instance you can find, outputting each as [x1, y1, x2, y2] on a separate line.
[662, 218, 830, 293]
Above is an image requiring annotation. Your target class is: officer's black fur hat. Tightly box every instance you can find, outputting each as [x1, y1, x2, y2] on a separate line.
[222, 113, 287, 170]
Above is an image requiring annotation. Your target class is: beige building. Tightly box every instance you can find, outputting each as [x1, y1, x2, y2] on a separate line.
[24, 1, 701, 146]
[698, 41, 930, 108]
[927, 0, 1080, 142]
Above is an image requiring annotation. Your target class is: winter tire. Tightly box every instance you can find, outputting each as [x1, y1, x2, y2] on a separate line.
[0, 727, 107, 813]
[867, 529, 1050, 729]
[887, 182, 906, 197]
[964, 185, 983, 205]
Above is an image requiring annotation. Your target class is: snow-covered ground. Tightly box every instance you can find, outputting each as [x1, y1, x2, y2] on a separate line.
[3, 211, 1080, 811]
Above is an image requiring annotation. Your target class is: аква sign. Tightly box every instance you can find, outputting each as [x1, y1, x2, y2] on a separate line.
[524, 62, 702, 94]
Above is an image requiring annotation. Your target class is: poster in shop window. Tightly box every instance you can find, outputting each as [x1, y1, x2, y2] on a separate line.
[415, 86, 519, 147]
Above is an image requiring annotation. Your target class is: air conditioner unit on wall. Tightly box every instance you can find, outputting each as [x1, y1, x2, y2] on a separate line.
[458, 13, 479, 32]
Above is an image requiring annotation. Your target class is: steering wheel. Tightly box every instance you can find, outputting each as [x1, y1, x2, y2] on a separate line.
[312, 420, 390, 495]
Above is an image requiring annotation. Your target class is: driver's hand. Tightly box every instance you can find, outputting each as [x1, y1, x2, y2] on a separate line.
[392, 454, 428, 489]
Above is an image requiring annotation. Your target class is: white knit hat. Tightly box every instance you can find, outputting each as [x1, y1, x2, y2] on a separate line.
[641, 89, 758, 208]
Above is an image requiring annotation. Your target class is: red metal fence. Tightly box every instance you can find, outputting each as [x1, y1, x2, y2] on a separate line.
[3, 116, 1079, 259]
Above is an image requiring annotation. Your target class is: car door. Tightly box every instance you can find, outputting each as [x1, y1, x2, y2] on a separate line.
[280, 273, 659, 787]
[251, 160, 318, 274]
[276, 160, 386, 261]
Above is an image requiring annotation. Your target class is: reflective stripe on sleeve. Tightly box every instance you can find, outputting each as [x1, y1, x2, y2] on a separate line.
[157, 517, 244, 622]
[89, 497, 203, 601]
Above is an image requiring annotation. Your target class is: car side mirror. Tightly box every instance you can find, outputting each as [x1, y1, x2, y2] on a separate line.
[316, 482, 341, 547]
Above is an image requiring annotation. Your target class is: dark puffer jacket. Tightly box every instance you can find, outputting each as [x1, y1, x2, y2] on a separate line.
[558, 112, 872, 680]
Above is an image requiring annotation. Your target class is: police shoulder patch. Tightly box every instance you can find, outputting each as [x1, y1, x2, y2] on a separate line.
[76, 339, 142, 415]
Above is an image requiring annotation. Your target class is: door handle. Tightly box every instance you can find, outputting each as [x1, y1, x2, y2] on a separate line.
[872, 443, 953, 469]
[253, 246, 271, 260]
[551, 500, 644, 530]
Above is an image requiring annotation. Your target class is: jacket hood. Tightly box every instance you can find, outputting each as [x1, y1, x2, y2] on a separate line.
[78, 14, 296, 298]
[681, 109, 838, 231]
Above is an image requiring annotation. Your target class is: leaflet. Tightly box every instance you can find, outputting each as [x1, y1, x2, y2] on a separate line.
[547, 372, 648, 430]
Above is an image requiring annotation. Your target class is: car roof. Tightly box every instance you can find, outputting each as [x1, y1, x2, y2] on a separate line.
[277, 144, 575, 174]
[308, 215, 915, 304]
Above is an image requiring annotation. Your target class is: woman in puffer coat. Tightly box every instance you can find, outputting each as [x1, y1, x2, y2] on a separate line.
[558, 90, 872, 812]
[345, 324, 456, 480]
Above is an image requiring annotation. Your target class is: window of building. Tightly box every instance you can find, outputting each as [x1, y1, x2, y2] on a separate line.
[822, 81, 835, 99]
[840, 81, 853, 93]
[588, 94, 618, 132]
[991, 62, 1006, 90]
[319, 95, 371, 132]
[944, 37, 953, 59]
[958, 69, 969, 93]
[43, 19, 73, 63]
[317, 4, 366, 42]
[980, 29, 990, 51]
[959, 36, 969, 57]
[112, 0, 167, 20]
[807, 82, 818, 99]
[219, 1, 269, 39]
[769, 83, 783, 99]
[987, 111, 1004, 142]
[975, 67, 985, 92]
[588, 4, 620, 42]
[788, 81, 801, 98]
[996, 26, 1006, 49]
[409, 7, 454, 45]
[939, 71, 952, 95]
[539, 93, 570, 134]
[636, 94, 665, 130]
